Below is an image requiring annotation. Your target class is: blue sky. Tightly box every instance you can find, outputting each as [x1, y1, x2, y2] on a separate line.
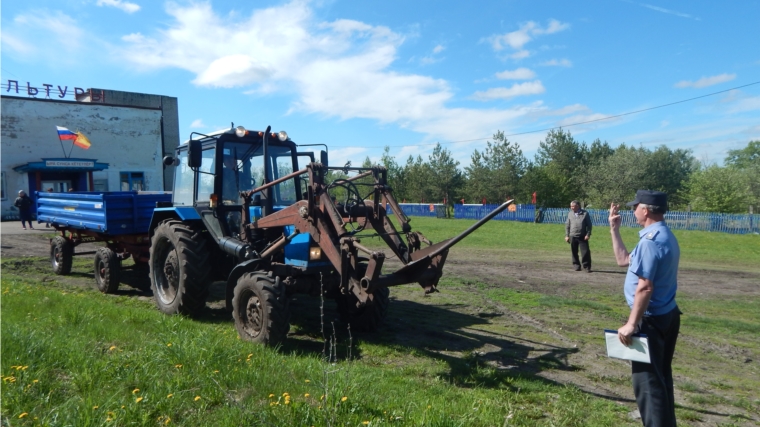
[3, 0, 759, 168]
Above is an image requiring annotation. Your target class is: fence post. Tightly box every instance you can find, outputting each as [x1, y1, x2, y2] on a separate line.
[686, 204, 691, 229]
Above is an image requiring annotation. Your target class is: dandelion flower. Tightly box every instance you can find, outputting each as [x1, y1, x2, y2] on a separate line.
[19, 413, 28, 418]
[92, 405, 99, 410]
[121, 405, 125, 409]
[167, 343, 172, 347]
[106, 417, 113, 422]
[268, 394, 275, 398]
[175, 364, 183, 369]
[247, 353, 253, 358]
[282, 392, 289, 397]
[304, 393, 310, 398]
[135, 397, 144, 403]
[305, 379, 310, 383]
[167, 394, 174, 398]
[341, 396, 348, 402]
[132, 388, 140, 394]
[164, 417, 171, 425]
[194, 396, 201, 401]
[284, 400, 291, 405]
[108, 345, 117, 351]
[32, 379, 39, 383]
[213, 370, 219, 374]
[363, 422, 369, 425]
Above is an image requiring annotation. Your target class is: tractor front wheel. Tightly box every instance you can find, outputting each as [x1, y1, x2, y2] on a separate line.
[94, 247, 120, 293]
[232, 272, 290, 346]
[149, 220, 211, 316]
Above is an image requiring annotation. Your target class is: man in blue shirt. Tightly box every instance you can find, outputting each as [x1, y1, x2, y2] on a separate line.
[609, 190, 681, 427]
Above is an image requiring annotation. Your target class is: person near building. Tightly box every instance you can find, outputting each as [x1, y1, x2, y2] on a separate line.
[564, 200, 592, 272]
[608, 190, 681, 427]
[14, 190, 34, 230]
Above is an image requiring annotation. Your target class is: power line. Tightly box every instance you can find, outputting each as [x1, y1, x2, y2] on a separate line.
[368, 80, 760, 149]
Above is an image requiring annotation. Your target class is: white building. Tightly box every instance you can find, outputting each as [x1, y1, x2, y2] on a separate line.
[1, 86, 179, 220]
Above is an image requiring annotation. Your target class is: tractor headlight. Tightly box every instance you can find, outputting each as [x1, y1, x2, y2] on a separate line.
[277, 131, 288, 141]
[309, 246, 322, 261]
[235, 126, 248, 138]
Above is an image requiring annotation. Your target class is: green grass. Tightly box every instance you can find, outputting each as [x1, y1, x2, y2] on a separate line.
[1, 276, 634, 426]
[379, 216, 760, 269]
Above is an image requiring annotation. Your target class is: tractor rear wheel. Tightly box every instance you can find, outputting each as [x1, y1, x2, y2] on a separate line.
[149, 220, 211, 316]
[336, 286, 390, 332]
[232, 272, 290, 346]
[94, 247, 120, 293]
[50, 236, 73, 275]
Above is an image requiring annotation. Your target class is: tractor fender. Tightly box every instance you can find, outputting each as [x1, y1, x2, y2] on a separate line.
[225, 258, 262, 311]
[149, 207, 203, 236]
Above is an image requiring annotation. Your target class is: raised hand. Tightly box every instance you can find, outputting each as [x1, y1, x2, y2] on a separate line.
[609, 203, 622, 229]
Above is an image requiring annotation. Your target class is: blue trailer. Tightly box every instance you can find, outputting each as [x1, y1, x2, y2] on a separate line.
[36, 190, 172, 293]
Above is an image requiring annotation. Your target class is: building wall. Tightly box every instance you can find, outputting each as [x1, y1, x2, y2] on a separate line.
[1, 95, 170, 219]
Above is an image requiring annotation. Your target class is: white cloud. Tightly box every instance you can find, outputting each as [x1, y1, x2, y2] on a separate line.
[111, 1, 566, 143]
[96, 0, 140, 14]
[674, 73, 736, 89]
[190, 119, 206, 128]
[495, 68, 536, 80]
[471, 81, 546, 101]
[1, 9, 89, 61]
[540, 58, 572, 67]
[484, 19, 570, 59]
[639, 3, 698, 20]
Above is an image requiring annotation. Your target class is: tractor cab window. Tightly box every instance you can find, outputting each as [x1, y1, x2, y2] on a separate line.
[196, 148, 216, 203]
[173, 150, 194, 206]
[221, 142, 296, 206]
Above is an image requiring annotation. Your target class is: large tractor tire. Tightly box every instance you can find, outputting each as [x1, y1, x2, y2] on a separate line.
[94, 247, 120, 294]
[149, 220, 211, 316]
[50, 236, 73, 275]
[232, 272, 290, 346]
[336, 286, 390, 332]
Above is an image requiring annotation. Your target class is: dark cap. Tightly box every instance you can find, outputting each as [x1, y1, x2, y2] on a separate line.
[626, 190, 668, 210]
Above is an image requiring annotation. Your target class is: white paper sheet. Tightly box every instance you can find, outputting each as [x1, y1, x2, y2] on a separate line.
[604, 329, 651, 364]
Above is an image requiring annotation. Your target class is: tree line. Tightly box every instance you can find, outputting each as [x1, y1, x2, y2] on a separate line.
[338, 130, 759, 213]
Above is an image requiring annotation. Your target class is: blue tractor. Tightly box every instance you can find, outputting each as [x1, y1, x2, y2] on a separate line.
[150, 125, 511, 345]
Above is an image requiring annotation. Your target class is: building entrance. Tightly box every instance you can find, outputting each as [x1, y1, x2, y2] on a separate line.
[41, 180, 73, 192]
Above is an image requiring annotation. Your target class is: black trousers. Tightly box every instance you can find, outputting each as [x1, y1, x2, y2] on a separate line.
[632, 307, 681, 427]
[570, 236, 591, 269]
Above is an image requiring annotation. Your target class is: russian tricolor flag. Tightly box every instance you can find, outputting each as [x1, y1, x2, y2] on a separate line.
[57, 126, 77, 141]
[57, 126, 91, 149]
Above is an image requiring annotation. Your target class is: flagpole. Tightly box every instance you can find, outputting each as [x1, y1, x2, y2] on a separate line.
[67, 140, 75, 158]
[58, 130, 68, 158]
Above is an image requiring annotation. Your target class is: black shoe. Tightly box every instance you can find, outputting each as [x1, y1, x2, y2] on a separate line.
[585, 267, 592, 273]
[574, 266, 581, 271]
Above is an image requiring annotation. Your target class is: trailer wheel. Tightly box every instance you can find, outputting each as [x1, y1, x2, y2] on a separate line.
[232, 272, 290, 346]
[336, 286, 390, 332]
[149, 220, 211, 316]
[94, 247, 120, 294]
[50, 236, 73, 275]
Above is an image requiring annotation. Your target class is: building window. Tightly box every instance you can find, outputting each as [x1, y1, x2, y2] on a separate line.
[0, 172, 6, 200]
[120, 172, 144, 191]
[93, 179, 108, 192]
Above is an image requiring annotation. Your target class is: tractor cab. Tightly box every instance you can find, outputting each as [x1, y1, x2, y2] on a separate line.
[166, 126, 303, 239]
